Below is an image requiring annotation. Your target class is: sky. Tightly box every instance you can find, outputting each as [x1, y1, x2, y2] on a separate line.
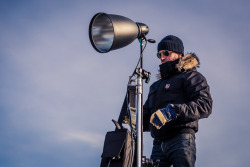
[0, 0, 250, 166]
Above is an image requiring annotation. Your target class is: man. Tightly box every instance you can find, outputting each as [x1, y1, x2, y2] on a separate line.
[143, 35, 212, 167]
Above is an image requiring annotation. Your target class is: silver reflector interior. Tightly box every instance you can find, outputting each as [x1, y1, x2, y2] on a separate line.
[90, 14, 114, 53]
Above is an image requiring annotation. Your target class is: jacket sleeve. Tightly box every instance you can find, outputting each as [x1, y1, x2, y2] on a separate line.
[174, 71, 213, 122]
[143, 98, 151, 132]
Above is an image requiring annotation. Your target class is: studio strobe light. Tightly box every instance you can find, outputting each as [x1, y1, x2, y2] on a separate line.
[89, 13, 149, 53]
[89, 13, 157, 167]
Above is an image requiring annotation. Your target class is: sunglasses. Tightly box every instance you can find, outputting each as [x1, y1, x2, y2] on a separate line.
[156, 50, 171, 59]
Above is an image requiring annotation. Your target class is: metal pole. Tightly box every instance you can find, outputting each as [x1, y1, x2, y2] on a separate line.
[136, 38, 144, 167]
[136, 74, 143, 167]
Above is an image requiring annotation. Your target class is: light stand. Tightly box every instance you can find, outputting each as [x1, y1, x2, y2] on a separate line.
[130, 37, 156, 167]
[89, 13, 158, 167]
[136, 38, 144, 167]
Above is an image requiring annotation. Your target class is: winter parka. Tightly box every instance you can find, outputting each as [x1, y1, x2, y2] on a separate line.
[143, 53, 213, 141]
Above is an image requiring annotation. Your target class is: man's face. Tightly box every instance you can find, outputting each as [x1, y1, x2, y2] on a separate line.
[158, 50, 182, 64]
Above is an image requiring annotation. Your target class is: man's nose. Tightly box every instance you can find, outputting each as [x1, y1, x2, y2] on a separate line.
[160, 54, 165, 60]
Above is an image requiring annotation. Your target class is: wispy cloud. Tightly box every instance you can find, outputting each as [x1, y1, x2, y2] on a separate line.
[60, 130, 104, 148]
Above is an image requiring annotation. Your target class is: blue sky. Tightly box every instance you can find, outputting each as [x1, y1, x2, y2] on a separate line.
[0, 0, 250, 166]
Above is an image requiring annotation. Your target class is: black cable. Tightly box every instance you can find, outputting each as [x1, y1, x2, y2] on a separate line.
[128, 37, 148, 84]
[126, 37, 148, 129]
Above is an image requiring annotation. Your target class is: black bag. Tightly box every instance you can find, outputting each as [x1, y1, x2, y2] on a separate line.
[100, 86, 136, 167]
[100, 129, 135, 167]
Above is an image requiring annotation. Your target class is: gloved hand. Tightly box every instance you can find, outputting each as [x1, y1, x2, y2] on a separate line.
[150, 104, 177, 130]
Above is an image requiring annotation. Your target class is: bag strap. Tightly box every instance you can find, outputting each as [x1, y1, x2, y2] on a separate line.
[117, 85, 136, 131]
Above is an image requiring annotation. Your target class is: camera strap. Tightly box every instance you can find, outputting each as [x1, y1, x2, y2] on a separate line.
[117, 85, 136, 131]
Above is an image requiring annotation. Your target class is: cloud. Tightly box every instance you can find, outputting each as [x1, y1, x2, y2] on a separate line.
[60, 130, 104, 148]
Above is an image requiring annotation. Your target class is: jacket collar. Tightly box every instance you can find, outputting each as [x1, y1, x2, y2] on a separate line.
[158, 53, 200, 79]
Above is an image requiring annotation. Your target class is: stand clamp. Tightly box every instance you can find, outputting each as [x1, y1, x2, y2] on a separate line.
[135, 68, 151, 83]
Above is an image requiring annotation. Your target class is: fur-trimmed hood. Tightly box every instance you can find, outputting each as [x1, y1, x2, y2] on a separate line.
[176, 52, 200, 72]
[158, 53, 200, 79]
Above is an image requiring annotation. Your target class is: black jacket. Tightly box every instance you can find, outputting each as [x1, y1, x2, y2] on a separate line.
[143, 53, 213, 140]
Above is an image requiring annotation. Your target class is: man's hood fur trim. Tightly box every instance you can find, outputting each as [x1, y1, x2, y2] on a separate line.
[176, 52, 200, 72]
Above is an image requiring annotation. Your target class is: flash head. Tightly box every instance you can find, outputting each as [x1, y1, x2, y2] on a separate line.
[89, 13, 149, 53]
